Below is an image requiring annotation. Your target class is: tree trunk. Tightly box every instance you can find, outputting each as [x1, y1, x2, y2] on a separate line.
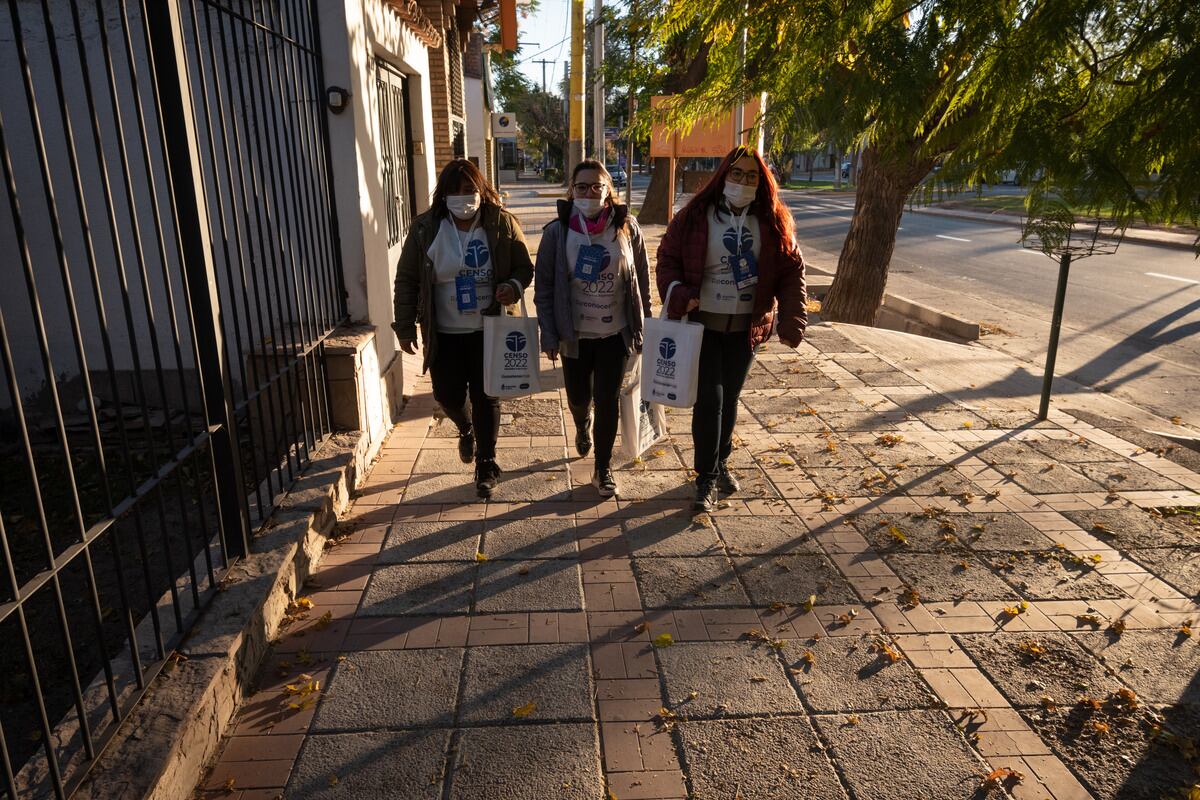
[833, 147, 842, 189]
[807, 152, 814, 182]
[821, 144, 933, 325]
[639, 157, 674, 223]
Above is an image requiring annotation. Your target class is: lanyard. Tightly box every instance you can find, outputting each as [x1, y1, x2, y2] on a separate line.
[572, 207, 595, 247]
[452, 215, 481, 271]
[732, 204, 751, 253]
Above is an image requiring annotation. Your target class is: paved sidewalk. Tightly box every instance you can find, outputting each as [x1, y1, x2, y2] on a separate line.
[196, 318, 1200, 799]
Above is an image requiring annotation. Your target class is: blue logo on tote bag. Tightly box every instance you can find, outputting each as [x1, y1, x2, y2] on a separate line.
[659, 338, 676, 360]
[506, 331, 527, 352]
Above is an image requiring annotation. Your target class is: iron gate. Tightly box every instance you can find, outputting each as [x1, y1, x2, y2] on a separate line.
[376, 57, 416, 249]
[0, 0, 346, 796]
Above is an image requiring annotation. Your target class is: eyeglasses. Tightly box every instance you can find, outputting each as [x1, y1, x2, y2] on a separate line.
[572, 182, 606, 195]
[728, 168, 760, 184]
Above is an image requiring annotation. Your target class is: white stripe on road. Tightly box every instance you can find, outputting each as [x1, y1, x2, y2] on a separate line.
[936, 234, 971, 242]
[1145, 272, 1200, 285]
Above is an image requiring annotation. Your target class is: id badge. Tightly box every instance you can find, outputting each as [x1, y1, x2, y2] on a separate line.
[730, 250, 759, 290]
[574, 244, 607, 282]
[455, 274, 478, 311]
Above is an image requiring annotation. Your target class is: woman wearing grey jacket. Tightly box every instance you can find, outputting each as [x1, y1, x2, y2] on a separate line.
[534, 160, 653, 497]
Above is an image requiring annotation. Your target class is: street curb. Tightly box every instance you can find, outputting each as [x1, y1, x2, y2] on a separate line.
[909, 205, 1198, 252]
[71, 433, 366, 800]
[805, 270, 979, 343]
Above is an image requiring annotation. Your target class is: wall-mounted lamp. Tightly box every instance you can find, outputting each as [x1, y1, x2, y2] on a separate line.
[327, 86, 351, 114]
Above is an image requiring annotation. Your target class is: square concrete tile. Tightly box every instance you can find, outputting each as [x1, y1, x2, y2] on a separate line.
[957, 513, 1060, 552]
[284, 730, 448, 798]
[733, 554, 858, 606]
[1072, 629, 1200, 705]
[480, 518, 578, 559]
[458, 643, 594, 724]
[633, 556, 751, 608]
[912, 410, 991, 430]
[1075, 460, 1185, 491]
[999, 463, 1104, 494]
[860, 441, 948, 468]
[312, 649, 464, 731]
[716, 515, 820, 555]
[658, 641, 802, 717]
[675, 444, 757, 470]
[815, 710, 987, 800]
[758, 412, 830, 433]
[447, 723, 601, 799]
[414, 446, 569, 474]
[606, 470, 693, 500]
[361, 564, 475, 616]
[488, 471, 574, 503]
[402, 473, 481, 504]
[623, 514, 723, 556]
[786, 637, 937, 712]
[1021, 700, 1197, 800]
[1026, 438, 1124, 463]
[380, 521, 484, 563]
[475, 560, 583, 612]
[986, 552, 1128, 600]
[955, 631, 1122, 707]
[1062, 508, 1200, 549]
[850, 514, 971, 553]
[884, 465, 983, 498]
[882, 552, 1019, 602]
[1129, 547, 1200, 597]
[807, 466, 897, 497]
[677, 717, 848, 799]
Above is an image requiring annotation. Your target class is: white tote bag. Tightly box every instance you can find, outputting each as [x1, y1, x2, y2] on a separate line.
[640, 282, 704, 408]
[618, 355, 668, 462]
[483, 298, 542, 398]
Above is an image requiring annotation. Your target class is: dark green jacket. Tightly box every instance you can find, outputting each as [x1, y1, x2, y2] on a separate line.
[392, 203, 534, 372]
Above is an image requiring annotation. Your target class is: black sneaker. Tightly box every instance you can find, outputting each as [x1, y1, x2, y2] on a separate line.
[592, 467, 618, 498]
[574, 417, 593, 457]
[717, 463, 740, 495]
[693, 481, 718, 513]
[475, 459, 501, 499]
[457, 428, 475, 464]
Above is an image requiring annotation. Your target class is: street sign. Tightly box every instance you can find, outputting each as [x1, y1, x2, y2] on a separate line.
[604, 126, 620, 141]
[491, 112, 520, 139]
[648, 95, 764, 157]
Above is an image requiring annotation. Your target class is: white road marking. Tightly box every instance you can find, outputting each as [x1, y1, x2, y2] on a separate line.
[936, 234, 971, 242]
[1145, 271, 1200, 285]
[1018, 248, 1045, 255]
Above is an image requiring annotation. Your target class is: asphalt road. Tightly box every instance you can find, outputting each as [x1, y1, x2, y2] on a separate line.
[783, 191, 1200, 427]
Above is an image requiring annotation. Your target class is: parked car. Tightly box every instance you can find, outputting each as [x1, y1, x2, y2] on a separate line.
[840, 160, 851, 180]
[606, 165, 627, 188]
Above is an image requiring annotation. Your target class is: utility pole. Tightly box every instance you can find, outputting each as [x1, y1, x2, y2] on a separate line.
[625, 0, 638, 206]
[592, 0, 605, 162]
[568, 0, 585, 172]
[533, 58, 554, 173]
[563, 59, 571, 179]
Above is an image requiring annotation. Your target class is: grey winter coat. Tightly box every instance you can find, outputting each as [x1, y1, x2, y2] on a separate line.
[533, 200, 653, 359]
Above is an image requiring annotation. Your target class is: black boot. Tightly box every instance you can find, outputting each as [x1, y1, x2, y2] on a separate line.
[475, 459, 501, 499]
[573, 411, 593, 457]
[458, 426, 475, 464]
[693, 481, 718, 513]
[592, 465, 618, 498]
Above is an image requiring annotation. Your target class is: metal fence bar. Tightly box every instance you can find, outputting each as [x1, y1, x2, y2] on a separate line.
[143, 0, 251, 558]
[0, 0, 346, 792]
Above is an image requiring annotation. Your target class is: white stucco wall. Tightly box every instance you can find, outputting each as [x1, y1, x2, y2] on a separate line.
[319, 0, 437, 370]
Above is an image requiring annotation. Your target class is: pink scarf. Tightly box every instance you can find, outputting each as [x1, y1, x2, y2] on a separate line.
[569, 207, 610, 236]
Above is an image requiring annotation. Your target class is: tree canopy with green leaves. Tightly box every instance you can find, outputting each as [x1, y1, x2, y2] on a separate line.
[634, 0, 1198, 322]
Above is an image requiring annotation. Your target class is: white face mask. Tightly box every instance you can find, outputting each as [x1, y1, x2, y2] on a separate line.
[574, 196, 606, 217]
[446, 192, 481, 220]
[723, 181, 757, 209]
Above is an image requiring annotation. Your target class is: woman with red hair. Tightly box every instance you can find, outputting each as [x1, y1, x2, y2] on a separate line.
[657, 145, 808, 512]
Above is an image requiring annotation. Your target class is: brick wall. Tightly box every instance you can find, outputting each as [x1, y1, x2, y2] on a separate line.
[418, 0, 467, 170]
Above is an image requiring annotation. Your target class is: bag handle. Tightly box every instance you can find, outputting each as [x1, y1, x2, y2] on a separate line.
[660, 280, 681, 320]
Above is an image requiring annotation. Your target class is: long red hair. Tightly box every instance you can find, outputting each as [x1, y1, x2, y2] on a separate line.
[683, 146, 796, 254]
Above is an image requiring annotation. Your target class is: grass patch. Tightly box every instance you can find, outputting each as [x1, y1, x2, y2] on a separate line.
[785, 179, 852, 191]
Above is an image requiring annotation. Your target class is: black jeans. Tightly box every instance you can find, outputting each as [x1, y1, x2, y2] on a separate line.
[692, 329, 754, 484]
[562, 334, 627, 471]
[429, 331, 500, 461]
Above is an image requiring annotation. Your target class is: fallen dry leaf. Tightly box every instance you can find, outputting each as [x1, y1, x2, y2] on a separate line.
[512, 701, 537, 718]
[475, 552, 489, 562]
[652, 633, 675, 648]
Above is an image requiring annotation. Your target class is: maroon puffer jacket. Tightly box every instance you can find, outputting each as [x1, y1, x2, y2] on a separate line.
[656, 201, 808, 347]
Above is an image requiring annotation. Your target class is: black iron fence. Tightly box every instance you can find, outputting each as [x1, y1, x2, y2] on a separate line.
[0, 0, 345, 797]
